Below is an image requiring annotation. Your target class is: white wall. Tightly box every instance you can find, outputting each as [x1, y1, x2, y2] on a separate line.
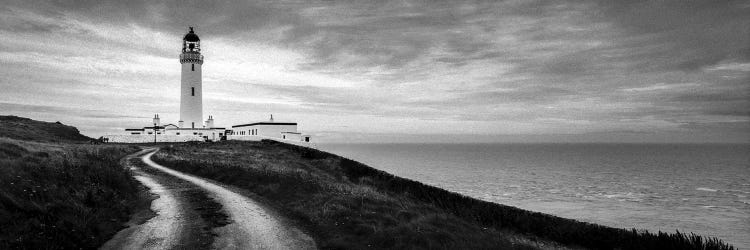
[281, 133, 302, 141]
[106, 134, 203, 143]
[234, 124, 297, 138]
[108, 134, 315, 147]
[227, 134, 316, 148]
[226, 135, 263, 141]
[163, 128, 223, 139]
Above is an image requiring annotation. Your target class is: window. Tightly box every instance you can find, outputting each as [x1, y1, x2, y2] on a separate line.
[176, 132, 180, 135]
[283, 135, 286, 139]
[192, 122, 195, 128]
[192, 64, 194, 71]
[191, 87, 195, 96]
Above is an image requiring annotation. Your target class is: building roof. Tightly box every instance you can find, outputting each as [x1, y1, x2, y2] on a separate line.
[183, 27, 200, 42]
[280, 132, 302, 134]
[232, 122, 297, 128]
[165, 127, 226, 130]
[126, 126, 225, 131]
[163, 124, 179, 129]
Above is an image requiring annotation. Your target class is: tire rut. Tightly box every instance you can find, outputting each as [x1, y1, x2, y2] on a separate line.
[102, 148, 230, 250]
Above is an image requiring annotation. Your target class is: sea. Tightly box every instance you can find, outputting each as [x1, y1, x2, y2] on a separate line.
[317, 143, 750, 249]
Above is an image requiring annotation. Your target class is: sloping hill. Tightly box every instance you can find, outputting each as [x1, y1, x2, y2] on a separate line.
[0, 116, 145, 249]
[0, 115, 90, 142]
[153, 141, 735, 250]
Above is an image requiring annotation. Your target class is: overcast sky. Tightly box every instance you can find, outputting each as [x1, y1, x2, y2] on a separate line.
[1, 0, 748, 143]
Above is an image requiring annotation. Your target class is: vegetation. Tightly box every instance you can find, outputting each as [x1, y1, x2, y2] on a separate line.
[0, 116, 90, 142]
[0, 116, 144, 249]
[152, 140, 735, 250]
[154, 140, 538, 249]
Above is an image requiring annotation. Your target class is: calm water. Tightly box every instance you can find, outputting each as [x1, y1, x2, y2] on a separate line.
[318, 143, 750, 248]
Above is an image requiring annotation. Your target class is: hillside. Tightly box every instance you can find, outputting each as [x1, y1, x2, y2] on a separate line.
[0, 116, 145, 249]
[153, 140, 735, 250]
[0, 115, 90, 142]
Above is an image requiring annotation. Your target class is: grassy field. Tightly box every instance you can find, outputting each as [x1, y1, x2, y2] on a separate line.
[0, 116, 145, 249]
[153, 140, 735, 250]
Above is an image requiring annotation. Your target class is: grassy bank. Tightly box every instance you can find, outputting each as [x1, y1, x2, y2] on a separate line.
[0, 116, 145, 249]
[153, 140, 735, 250]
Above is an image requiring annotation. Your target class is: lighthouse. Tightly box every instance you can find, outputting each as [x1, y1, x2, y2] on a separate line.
[112, 27, 311, 144]
[179, 27, 203, 128]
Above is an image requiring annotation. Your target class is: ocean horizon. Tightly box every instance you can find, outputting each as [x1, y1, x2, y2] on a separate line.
[318, 142, 750, 249]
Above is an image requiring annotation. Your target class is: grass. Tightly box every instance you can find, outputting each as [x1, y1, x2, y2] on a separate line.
[153, 140, 736, 250]
[154, 141, 541, 249]
[0, 116, 146, 249]
[0, 116, 90, 142]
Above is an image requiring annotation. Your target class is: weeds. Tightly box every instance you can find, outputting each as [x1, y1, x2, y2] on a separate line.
[0, 138, 141, 249]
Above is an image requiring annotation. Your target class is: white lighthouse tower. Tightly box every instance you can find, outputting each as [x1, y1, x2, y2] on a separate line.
[179, 27, 203, 128]
[111, 26, 311, 144]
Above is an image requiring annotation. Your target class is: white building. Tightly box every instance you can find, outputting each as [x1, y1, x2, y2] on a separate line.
[229, 115, 312, 142]
[108, 27, 311, 144]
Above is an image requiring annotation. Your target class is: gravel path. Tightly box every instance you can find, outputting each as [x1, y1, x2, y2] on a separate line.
[103, 148, 316, 250]
[101, 149, 191, 250]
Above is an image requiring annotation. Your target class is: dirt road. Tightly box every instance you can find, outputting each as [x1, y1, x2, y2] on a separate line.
[102, 148, 316, 250]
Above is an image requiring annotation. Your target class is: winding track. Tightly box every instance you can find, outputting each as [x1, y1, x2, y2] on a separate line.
[103, 148, 316, 250]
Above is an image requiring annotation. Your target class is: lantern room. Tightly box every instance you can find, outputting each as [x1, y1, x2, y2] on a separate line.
[182, 27, 201, 53]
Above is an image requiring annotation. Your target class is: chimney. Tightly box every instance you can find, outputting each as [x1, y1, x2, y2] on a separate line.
[205, 115, 215, 128]
[153, 114, 161, 127]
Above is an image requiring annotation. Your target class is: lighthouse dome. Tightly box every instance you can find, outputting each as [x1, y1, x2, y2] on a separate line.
[183, 27, 200, 42]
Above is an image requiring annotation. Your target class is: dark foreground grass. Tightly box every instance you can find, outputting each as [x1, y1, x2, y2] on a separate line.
[0, 138, 142, 249]
[153, 140, 734, 250]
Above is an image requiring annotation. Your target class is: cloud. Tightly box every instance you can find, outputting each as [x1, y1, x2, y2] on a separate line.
[592, 0, 750, 71]
[621, 83, 700, 92]
[0, 102, 149, 120]
[0, 0, 748, 142]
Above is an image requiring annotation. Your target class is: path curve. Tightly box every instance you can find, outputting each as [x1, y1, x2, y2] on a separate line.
[141, 149, 317, 250]
[101, 149, 188, 250]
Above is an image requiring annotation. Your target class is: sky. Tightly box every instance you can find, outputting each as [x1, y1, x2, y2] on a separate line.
[0, 0, 748, 143]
